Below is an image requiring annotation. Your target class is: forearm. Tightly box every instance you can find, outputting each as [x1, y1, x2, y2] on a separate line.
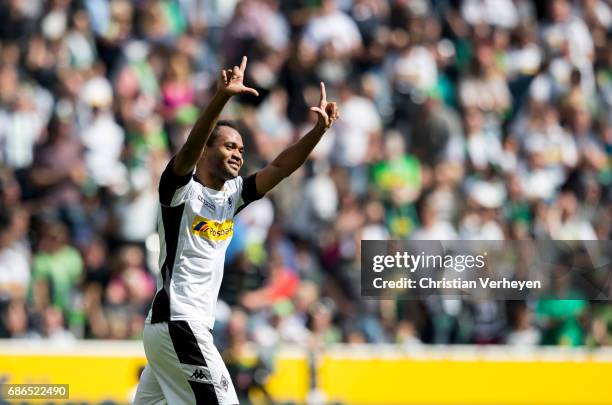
[174, 90, 231, 174]
[254, 81, 337, 195]
[186, 90, 231, 151]
[270, 126, 325, 176]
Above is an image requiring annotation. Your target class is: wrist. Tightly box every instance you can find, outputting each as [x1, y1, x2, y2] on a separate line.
[312, 123, 327, 136]
[215, 88, 233, 100]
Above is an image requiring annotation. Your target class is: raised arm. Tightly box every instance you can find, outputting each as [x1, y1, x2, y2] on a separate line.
[172, 56, 259, 176]
[254, 82, 340, 195]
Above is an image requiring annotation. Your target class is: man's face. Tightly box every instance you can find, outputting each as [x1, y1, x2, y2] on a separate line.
[203, 126, 244, 180]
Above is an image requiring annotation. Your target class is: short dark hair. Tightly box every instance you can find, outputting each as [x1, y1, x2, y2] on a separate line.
[207, 120, 238, 146]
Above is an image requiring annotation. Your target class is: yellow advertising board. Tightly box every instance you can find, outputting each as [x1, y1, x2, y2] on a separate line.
[0, 341, 308, 404]
[1, 341, 611, 404]
[319, 346, 612, 405]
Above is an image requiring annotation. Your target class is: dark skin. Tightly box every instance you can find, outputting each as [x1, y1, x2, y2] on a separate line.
[173, 56, 340, 193]
[196, 126, 245, 189]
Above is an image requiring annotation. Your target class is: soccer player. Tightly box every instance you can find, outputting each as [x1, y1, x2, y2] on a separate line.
[133, 56, 339, 405]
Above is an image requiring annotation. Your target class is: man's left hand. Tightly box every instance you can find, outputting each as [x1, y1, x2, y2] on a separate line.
[310, 82, 340, 132]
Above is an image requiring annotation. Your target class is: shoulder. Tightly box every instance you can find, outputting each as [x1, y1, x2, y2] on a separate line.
[159, 156, 196, 206]
[160, 156, 195, 185]
[233, 173, 265, 215]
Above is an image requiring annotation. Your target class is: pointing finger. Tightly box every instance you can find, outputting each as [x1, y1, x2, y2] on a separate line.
[319, 82, 326, 106]
[240, 56, 247, 72]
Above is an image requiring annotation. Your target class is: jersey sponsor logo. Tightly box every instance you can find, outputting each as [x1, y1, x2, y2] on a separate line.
[191, 216, 233, 241]
[197, 194, 216, 211]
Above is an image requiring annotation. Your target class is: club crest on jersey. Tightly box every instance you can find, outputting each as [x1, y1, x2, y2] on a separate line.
[220, 375, 229, 392]
[191, 216, 233, 241]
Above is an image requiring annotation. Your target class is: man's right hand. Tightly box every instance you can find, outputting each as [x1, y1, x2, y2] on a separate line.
[218, 56, 259, 97]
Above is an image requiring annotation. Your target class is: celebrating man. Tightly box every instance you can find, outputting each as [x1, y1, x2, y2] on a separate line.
[134, 56, 339, 404]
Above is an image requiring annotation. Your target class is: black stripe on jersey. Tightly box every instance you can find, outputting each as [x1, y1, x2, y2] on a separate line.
[150, 288, 170, 323]
[159, 156, 193, 206]
[152, 156, 191, 322]
[150, 203, 185, 323]
[168, 320, 220, 405]
[235, 172, 264, 215]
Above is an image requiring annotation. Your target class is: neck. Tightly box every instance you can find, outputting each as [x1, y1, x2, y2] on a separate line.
[195, 167, 225, 190]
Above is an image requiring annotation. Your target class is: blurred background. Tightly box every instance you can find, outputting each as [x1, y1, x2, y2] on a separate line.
[0, 0, 611, 404]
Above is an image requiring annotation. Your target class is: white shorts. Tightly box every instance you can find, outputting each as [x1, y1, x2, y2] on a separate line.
[133, 320, 239, 405]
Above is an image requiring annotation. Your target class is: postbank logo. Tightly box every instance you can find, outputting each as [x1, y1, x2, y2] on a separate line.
[191, 216, 233, 241]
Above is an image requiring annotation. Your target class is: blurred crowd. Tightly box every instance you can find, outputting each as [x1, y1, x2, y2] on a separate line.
[0, 1, 611, 396]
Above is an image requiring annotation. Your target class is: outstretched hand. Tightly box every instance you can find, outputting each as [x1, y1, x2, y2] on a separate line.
[218, 56, 259, 97]
[310, 82, 339, 132]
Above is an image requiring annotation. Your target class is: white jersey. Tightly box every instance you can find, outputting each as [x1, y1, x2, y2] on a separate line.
[145, 157, 262, 329]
